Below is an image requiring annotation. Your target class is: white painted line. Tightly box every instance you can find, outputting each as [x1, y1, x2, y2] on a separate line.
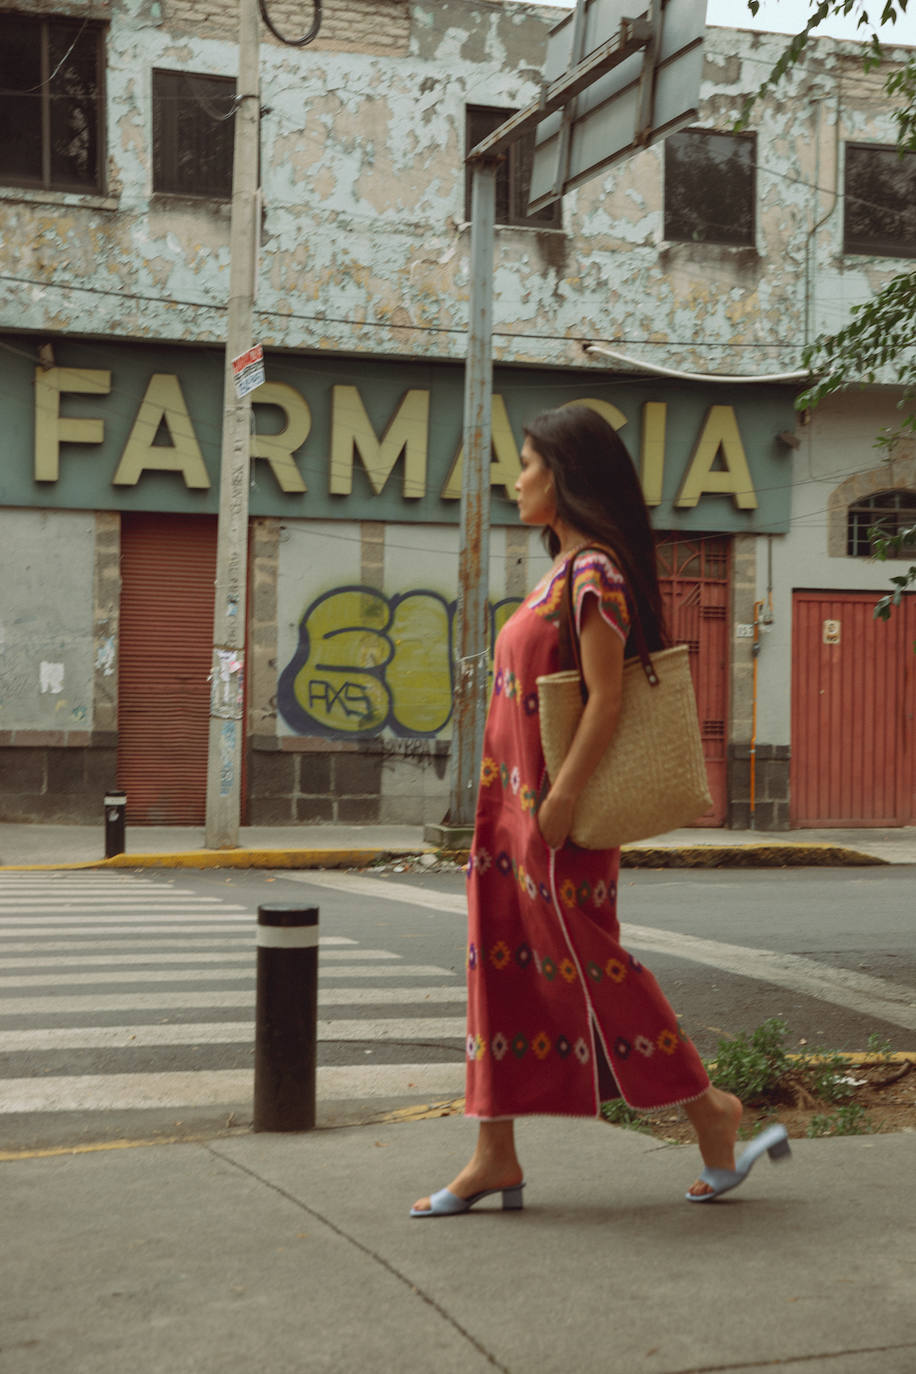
[0, 1018, 466, 1050]
[294, 871, 916, 1031]
[0, 937, 357, 954]
[0, 964, 455, 988]
[625, 926, 916, 1032]
[0, 986, 466, 1014]
[284, 870, 466, 915]
[0, 949, 397, 969]
[0, 880, 192, 889]
[0, 918, 255, 929]
[0, 1063, 467, 1112]
[0, 901, 247, 912]
[0, 912, 254, 923]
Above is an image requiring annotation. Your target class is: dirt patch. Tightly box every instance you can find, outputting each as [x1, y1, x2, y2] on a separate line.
[623, 1057, 916, 1142]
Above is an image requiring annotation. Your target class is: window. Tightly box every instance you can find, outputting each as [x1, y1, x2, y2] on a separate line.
[465, 106, 561, 229]
[664, 129, 755, 247]
[847, 490, 916, 556]
[0, 14, 104, 193]
[844, 143, 916, 259]
[152, 70, 236, 199]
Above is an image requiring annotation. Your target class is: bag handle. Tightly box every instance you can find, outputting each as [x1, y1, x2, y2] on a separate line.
[558, 544, 660, 699]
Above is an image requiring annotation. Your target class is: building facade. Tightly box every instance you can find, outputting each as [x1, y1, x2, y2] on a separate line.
[1, 0, 914, 828]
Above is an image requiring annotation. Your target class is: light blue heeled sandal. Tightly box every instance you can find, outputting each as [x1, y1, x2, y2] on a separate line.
[687, 1122, 791, 1202]
[410, 1182, 525, 1218]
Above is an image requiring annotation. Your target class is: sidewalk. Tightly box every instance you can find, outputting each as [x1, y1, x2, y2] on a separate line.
[1, 821, 915, 869]
[4, 1114, 915, 1373]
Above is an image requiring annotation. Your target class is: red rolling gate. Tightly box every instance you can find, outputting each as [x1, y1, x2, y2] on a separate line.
[791, 590, 916, 826]
[657, 535, 730, 826]
[118, 513, 221, 825]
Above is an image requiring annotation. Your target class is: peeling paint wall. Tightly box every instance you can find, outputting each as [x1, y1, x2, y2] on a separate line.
[2, 0, 915, 827]
[0, 510, 96, 731]
[2, 2, 912, 387]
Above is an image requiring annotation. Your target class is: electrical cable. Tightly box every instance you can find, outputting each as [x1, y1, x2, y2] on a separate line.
[258, 0, 321, 48]
[6, 17, 91, 95]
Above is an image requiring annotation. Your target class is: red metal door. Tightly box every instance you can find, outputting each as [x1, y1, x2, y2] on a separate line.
[790, 591, 916, 826]
[657, 535, 730, 825]
[118, 513, 218, 824]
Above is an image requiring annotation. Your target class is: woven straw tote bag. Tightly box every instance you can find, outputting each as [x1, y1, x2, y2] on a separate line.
[537, 547, 712, 849]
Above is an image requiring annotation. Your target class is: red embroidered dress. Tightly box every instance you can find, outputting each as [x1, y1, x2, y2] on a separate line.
[465, 549, 710, 1119]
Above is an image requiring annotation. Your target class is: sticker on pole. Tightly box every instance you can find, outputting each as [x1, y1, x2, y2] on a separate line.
[232, 345, 265, 398]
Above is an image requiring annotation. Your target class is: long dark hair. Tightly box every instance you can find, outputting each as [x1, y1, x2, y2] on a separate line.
[523, 404, 668, 651]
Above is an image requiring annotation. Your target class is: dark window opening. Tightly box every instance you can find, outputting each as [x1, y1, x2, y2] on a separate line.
[844, 143, 916, 259]
[152, 69, 237, 199]
[465, 106, 561, 230]
[0, 14, 104, 192]
[664, 129, 755, 247]
[847, 490, 916, 556]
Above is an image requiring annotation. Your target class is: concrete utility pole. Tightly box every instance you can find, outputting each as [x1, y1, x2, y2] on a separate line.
[205, 0, 260, 848]
[446, 158, 498, 837]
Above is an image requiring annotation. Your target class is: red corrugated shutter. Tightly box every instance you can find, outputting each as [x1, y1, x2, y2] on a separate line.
[791, 590, 915, 826]
[118, 514, 218, 824]
[657, 535, 730, 826]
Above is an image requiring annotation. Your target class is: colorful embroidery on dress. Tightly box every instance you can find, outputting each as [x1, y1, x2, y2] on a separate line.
[571, 552, 630, 642]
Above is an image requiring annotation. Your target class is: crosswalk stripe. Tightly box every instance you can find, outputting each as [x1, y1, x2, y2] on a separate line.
[0, 928, 254, 939]
[0, 873, 469, 1118]
[0, 898, 245, 908]
[0, 917, 254, 928]
[0, 964, 456, 988]
[0, 884, 192, 895]
[0, 949, 398, 969]
[0, 986, 466, 1014]
[0, 906, 248, 917]
[0, 1064, 468, 1112]
[0, 1018, 467, 1051]
[0, 937, 357, 953]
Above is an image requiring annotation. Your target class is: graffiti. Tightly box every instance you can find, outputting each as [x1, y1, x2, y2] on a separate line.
[277, 586, 522, 739]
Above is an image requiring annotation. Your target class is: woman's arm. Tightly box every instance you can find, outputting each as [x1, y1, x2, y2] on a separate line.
[537, 594, 625, 849]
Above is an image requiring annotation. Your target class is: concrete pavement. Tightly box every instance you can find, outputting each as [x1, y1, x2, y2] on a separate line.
[4, 1113, 915, 1373]
[1, 821, 915, 869]
[3, 818, 915, 1371]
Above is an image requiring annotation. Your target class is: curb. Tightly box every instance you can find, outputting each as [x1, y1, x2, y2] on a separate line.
[619, 843, 888, 868]
[0, 842, 892, 872]
[0, 847, 420, 873]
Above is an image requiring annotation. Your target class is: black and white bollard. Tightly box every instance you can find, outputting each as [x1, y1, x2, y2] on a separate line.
[253, 905, 319, 1132]
[104, 791, 127, 859]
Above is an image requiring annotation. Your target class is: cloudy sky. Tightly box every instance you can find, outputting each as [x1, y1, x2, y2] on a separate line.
[521, 1, 916, 44]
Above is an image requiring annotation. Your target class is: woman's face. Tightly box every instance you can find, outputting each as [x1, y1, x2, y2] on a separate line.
[515, 439, 557, 528]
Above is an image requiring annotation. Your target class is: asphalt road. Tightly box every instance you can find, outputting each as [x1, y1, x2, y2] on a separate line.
[0, 863, 913, 1152]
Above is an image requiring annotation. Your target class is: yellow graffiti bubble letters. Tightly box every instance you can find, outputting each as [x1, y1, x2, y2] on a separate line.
[387, 592, 453, 735]
[292, 588, 393, 735]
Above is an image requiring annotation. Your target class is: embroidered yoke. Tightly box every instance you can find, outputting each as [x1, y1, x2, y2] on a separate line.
[465, 549, 710, 1119]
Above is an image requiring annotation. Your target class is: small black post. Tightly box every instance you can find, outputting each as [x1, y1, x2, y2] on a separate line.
[104, 791, 127, 859]
[253, 905, 319, 1132]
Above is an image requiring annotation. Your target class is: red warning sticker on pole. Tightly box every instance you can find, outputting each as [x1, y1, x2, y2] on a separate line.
[231, 344, 265, 398]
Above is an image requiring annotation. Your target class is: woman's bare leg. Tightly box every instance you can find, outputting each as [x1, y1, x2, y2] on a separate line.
[683, 1086, 743, 1198]
[412, 1120, 523, 1213]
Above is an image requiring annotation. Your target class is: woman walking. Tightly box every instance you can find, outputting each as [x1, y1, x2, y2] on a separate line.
[411, 405, 789, 1216]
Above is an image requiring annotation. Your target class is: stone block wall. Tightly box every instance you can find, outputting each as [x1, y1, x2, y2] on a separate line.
[0, 736, 119, 822]
[727, 743, 791, 831]
[247, 739, 450, 825]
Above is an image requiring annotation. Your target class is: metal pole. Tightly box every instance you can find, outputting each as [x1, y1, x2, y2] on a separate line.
[205, 0, 260, 848]
[447, 158, 497, 831]
[253, 904, 319, 1131]
[103, 791, 126, 859]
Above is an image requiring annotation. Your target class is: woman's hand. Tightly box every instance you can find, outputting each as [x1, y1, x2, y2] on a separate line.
[537, 787, 576, 850]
